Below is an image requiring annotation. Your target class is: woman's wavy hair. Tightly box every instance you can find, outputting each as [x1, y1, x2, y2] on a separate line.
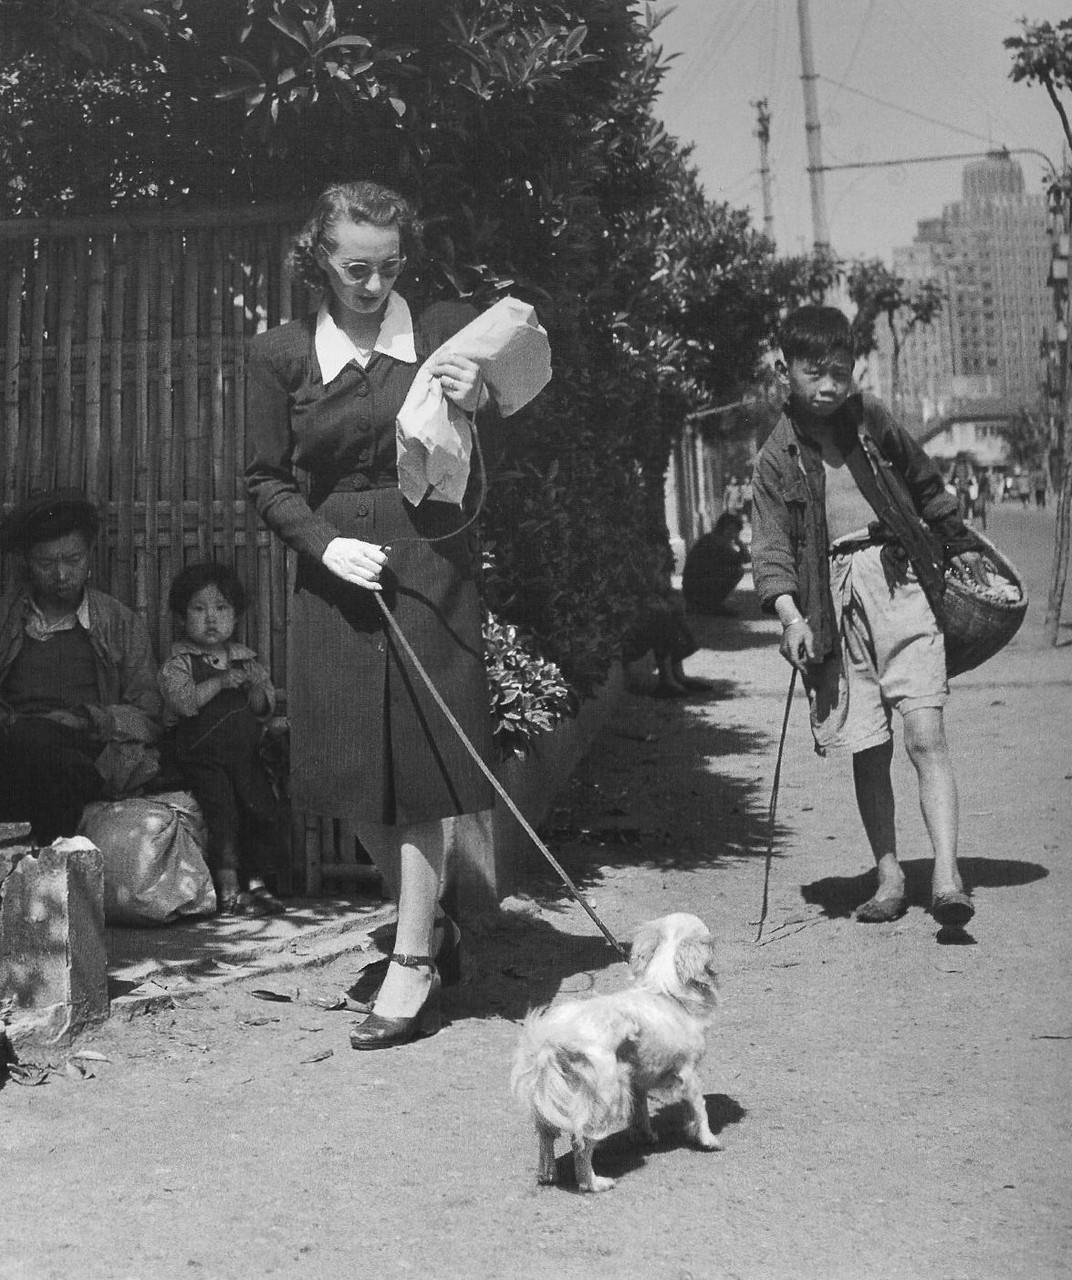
[288, 181, 420, 291]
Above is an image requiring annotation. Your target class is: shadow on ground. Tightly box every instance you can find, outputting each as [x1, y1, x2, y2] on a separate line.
[106, 894, 388, 999]
[446, 907, 628, 1024]
[501, 580, 795, 907]
[686, 579, 781, 656]
[540, 1092, 747, 1193]
[801, 855, 1050, 920]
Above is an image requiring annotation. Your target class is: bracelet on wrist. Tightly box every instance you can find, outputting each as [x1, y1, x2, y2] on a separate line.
[782, 616, 804, 629]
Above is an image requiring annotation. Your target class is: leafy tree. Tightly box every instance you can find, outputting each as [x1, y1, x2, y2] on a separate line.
[0, 0, 171, 67]
[1007, 16, 1072, 642]
[1006, 17, 1072, 151]
[0, 0, 804, 693]
[846, 258, 944, 412]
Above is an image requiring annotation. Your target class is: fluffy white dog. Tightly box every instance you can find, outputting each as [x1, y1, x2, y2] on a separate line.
[510, 913, 722, 1192]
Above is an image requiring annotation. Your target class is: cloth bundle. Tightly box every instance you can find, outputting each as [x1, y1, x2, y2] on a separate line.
[396, 296, 552, 506]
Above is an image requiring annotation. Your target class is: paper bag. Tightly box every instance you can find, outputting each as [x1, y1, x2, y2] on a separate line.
[396, 296, 552, 506]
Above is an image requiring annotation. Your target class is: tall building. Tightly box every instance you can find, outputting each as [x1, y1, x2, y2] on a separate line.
[882, 153, 1051, 423]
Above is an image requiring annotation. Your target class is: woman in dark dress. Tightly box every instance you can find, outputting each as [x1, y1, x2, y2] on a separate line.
[245, 181, 494, 1049]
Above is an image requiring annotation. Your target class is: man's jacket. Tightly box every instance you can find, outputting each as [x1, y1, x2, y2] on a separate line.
[0, 584, 162, 794]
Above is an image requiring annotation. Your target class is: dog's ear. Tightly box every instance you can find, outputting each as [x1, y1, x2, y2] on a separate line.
[628, 920, 661, 977]
[675, 936, 719, 992]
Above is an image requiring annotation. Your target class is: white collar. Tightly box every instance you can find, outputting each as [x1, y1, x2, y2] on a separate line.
[315, 293, 417, 384]
[25, 590, 91, 640]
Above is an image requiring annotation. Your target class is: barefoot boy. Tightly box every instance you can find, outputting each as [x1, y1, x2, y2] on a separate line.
[751, 306, 988, 928]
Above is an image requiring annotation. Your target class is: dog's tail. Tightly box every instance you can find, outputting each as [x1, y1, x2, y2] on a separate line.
[511, 1009, 635, 1140]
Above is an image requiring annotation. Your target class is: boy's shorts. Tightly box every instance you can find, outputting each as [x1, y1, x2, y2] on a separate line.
[808, 541, 947, 754]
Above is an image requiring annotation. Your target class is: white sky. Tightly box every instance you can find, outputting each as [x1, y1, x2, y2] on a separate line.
[652, 0, 1070, 261]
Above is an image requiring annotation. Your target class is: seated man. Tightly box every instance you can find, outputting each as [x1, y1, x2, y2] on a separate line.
[0, 489, 162, 843]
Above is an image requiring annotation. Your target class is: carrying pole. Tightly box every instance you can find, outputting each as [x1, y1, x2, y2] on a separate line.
[754, 668, 798, 943]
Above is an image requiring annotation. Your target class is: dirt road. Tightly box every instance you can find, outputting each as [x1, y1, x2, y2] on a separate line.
[2, 502, 1069, 1280]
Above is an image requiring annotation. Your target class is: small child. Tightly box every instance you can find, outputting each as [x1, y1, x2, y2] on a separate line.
[160, 562, 285, 916]
[751, 306, 989, 930]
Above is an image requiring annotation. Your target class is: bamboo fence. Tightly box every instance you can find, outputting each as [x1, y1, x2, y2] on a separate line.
[0, 203, 309, 684]
[0, 204, 376, 890]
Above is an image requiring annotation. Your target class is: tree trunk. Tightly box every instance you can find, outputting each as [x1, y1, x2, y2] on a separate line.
[1044, 458, 1072, 644]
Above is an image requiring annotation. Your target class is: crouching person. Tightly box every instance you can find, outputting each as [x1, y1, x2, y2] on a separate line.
[160, 562, 286, 917]
[0, 489, 162, 843]
[751, 307, 989, 930]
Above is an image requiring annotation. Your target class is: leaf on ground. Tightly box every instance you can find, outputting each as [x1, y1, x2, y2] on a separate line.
[70, 1050, 110, 1062]
[8, 1063, 50, 1086]
[250, 989, 293, 1003]
[300, 1049, 334, 1064]
[64, 1060, 94, 1080]
[239, 1016, 280, 1026]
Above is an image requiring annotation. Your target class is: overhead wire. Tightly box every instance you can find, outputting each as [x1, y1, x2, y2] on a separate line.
[887, 0, 1008, 128]
[827, 0, 876, 105]
[663, 0, 751, 104]
[817, 75, 999, 147]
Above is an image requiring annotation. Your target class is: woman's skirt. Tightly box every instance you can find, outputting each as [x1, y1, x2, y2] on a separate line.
[288, 486, 495, 826]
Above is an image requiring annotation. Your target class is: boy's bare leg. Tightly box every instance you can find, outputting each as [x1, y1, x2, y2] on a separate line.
[852, 740, 906, 911]
[902, 707, 963, 898]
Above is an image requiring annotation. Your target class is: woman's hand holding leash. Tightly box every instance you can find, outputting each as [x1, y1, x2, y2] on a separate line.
[322, 537, 389, 591]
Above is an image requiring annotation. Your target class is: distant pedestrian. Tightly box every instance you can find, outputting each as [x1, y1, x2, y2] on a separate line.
[1032, 467, 1048, 509]
[624, 545, 710, 697]
[975, 470, 991, 531]
[1014, 470, 1031, 508]
[682, 513, 748, 615]
[722, 476, 746, 516]
[751, 305, 990, 930]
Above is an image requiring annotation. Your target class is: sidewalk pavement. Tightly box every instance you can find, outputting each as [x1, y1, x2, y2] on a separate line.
[106, 894, 397, 1016]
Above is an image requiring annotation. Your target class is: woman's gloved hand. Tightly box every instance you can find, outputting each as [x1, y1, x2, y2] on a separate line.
[322, 537, 389, 591]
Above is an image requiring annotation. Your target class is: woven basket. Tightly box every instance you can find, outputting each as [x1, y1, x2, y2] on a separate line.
[943, 532, 1027, 678]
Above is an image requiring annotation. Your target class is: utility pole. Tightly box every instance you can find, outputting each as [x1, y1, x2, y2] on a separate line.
[752, 97, 774, 243]
[796, 0, 831, 253]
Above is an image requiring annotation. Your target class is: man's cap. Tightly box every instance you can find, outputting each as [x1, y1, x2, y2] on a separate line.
[1, 488, 101, 551]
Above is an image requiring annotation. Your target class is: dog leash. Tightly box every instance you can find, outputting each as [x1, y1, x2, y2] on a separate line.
[374, 591, 628, 961]
[374, 411, 629, 962]
[754, 667, 798, 944]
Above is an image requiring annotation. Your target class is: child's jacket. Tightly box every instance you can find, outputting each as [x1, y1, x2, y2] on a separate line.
[751, 393, 976, 662]
[159, 641, 275, 728]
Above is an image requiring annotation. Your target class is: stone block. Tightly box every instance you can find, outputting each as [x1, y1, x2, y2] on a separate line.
[0, 840, 109, 1052]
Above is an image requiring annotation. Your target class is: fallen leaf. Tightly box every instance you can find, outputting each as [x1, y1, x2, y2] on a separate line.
[250, 989, 293, 1003]
[65, 1060, 94, 1081]
[8, 1063, 50, 1086]
[239, 1016, 280, 1027]
[69, 1050, 110, 1062]
[300, 1049, 334, 1064]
